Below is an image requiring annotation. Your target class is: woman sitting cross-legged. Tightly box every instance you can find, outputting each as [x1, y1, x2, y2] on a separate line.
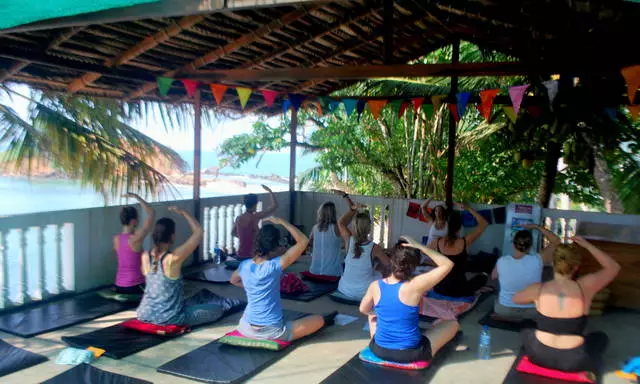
[360, 236, 459, 363]
[512, 236, 620, 373]
[308, 201, 343, 277]
[230, 216, 336, 342]
[136, 207, 238, 327]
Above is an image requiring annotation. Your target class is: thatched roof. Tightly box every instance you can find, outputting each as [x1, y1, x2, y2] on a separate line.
[0, 0, 638, 114]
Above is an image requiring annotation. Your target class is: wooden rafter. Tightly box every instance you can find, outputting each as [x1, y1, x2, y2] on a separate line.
[127, 5, 320, 99]
[0, 61, 29, 82]
[67, 15, 205, 94]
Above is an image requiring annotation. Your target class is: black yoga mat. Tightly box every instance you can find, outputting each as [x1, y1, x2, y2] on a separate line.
[328, 292, 361, 306]
[321, 332, 462, 384]
[0, 339, 48, 378]
[157, 310, 310, 384]
[281, 280, 338, 302]
[42, 363, 151, 384]
[186, 265, 234, 284]
[478, 311, 536, 333]
[0, 292, 136, 338]
[62, 292, 245, 359]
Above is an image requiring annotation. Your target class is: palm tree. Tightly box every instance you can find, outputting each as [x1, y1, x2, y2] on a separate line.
[0, 85, 199, 202]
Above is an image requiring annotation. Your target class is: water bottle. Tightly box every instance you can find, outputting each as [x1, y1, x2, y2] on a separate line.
[214, 244, 222, 264]
[478, 325, 491, 360]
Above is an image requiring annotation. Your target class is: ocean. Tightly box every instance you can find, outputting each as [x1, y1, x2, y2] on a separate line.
[0, 150, 317, 216]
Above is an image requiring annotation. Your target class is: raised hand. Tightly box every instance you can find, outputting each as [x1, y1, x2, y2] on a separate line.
[454, 202, 466, 210]
[168, 206, 184, 215]
[263, 216, 286, 225]
[399, 235, 422, 249]
[570, 236, 590, 247]
[352, 202, 367, 210]
[330, 189, 347, 196]
[521, 223, 539, 230]
[261, 184, 273, 193]
[122, 192, 140, 199]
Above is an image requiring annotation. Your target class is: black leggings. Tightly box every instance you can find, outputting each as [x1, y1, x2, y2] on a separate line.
[115, 284, 145, 295]
[521, 328, 608, 372]
[370, 336, 433, 363]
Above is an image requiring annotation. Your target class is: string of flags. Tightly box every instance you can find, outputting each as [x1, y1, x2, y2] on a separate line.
[157, 65, 640, 123]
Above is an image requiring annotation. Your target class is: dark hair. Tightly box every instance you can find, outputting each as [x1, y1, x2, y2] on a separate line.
[431, 205, 447, 221]
[255, 224, 281, 257]
[120, 206, 138, 225]
[317, 202, 337, 232]
[353, 212, 372, 258]
[445, 212, 462, 246]
[513, 230, 533, 253]
[390, 240, 420, 281]
[244, 194, 258, 210]
[152, 218, 176, 246]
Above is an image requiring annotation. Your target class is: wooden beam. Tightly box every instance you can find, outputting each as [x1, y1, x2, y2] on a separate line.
[383, 0, 394, 64]
[127, 6, 318, 99]
[68, 15, 205, 93]
[0, 61, 29, 82]
[445, 38, 460, 210]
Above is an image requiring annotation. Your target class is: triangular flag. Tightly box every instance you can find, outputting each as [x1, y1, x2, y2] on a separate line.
[621, 65, 640, 104]
[604, 107, 617, 121]
[181, 79, 199, 98]
[210, 84, 228, 105]
[282, 99, 291, 113]
[318, 96, 330, 113]
[479, 89, 499, 122]
[503, 106, 517, 123]
[367, 100, 388, 119]
[328, 100, 340, 113]
[342, 98, 358, 117]
[398, 100, 410, 118]
[288, 94, 306, 111]
[509, 85, 529, 115]
[261, 90, 278, 108]
[236, 87, 252, 109]
[411, 97, 424, 114]
[629, 105, 640, 121]
[448, 104, 460, 123]
[432, 95, 447, 112]
[423, 104, 434, 120]
[456, 92, 471, 118]
[357, 100, 366, 122]
[157, 76, 175, 96]
[388, 99, 403, 115]
[315, 100, 323, 115]
[542, 80, 559, 110]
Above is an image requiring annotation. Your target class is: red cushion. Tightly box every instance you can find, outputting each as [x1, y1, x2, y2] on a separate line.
[300, 271, 339, 283]
[280, 273, 310, 294]
[121, 319, 190, 336]
[516, 356, 596, 383]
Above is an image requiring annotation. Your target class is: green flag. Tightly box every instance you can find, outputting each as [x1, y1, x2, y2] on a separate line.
[157, 76, 175, 96]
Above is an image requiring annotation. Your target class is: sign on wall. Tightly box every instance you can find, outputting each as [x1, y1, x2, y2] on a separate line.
[502, 203, 542, 255]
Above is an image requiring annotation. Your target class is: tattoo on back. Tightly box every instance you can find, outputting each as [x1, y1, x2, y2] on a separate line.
[558, 291, 566, 311]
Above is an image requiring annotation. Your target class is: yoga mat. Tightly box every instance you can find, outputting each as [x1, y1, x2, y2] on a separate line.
[185, 265, 234, 284]
[321, 332, 462, 384]
[328, 291, 361, 306]
[42, 363, 151, 384]
[281, 280, 338, 302]
[478, 310, 536, 333]
[0, 339, 48, 378]
[157, 310, 310, 384]
[0, 292, 136, 338]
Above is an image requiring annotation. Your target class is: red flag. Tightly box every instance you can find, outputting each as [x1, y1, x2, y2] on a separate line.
[479, 89, 499, 122]
[448, 104, 460, 122]
[411, 97, 425, 114]
[398, 101, 410, 118]
[621, 66, 640, 104]
[210, 84, 228, 105]
[261, 90, 279, 107]
[181, 79, 199, 98]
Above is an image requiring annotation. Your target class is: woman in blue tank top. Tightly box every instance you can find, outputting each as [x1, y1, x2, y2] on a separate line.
[360, 236, 459, 363]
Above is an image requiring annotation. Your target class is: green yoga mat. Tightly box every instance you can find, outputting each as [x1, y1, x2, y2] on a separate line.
[0, 0, 158, 30]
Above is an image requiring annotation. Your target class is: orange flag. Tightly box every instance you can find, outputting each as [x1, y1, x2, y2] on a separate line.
[621, 66, 640, 104]
[367, 100, 388, 119]
[210, 84, 228, 105]
[432, 95, 447, 112]
[479, 89, 500, 122]
[629, 105, 640, 121]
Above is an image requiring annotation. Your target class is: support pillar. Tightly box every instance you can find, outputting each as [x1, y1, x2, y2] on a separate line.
[445, 38, 460, 210]
[288, 108, 298, 224]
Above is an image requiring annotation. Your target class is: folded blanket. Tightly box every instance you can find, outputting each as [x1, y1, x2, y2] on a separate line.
[419, 293, 480, 320]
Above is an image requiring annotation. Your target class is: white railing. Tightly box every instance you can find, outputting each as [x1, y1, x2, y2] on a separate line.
[1, 191, 638, 310]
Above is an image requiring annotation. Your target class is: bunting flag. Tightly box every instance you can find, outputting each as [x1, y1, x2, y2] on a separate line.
[328, 100, 341, 113]
[604, 107, 617, 121]
[503, 106, 517, 123]
[456, 92, 471, 118]
[288, 93, 306, 111]
[282, 99, 291, 114]
[629, 105, 640, 121]
[423, 104, 434, 120]
[411, 97, 424, 114]
[181, 79, 199, 97]
[342, 98, 358, 116]
[621, 65, 640, 104]
[261, 90, 279, 108]
[542, 80, 559, 110]
[357, 100, 367, 121]
[432, 94, 447, 112]
[448, 104, 460, 122]
[388, 99, 403, 116]
[368, 100, 387, 119]
[315, 100, 323, 115]
[210, 84, 228, 105]
[479, 89, 499, 122]
[398, 100, 410, 118]
[157, 76, 175, 96]
[509, 85, 529, 115]
[236, 87, 252, 109]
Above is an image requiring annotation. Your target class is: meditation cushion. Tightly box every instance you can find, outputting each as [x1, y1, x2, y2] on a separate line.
[121, 319, 190, 336]
[516, 356, 596, 383]
[300, 271, 340, 283]
[280, 273, 309, 294]
[358, 347, 430, 370]
[218, 330, 291, 351]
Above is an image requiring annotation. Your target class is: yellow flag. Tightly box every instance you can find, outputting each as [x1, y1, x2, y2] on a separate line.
[503, 106, 517, 123]
[236, 87, 252, 109]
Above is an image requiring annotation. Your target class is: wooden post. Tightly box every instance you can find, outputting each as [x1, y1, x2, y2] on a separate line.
[194, 89, 202, 260]
[289, 108, 298, 224]
[445, 39, 460, 210]
[383, 0, 394, 64]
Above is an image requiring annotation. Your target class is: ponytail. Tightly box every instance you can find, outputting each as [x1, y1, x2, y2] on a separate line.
[445, 212, 462, 247]
[352, 212, 371, 259]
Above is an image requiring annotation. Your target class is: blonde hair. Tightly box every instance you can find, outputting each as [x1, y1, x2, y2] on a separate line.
[553, 244, 583, 276]
[352, 212, 372, 258]
[316, 202, 337, 232]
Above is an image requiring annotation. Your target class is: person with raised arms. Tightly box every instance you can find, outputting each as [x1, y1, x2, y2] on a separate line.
[232, 185, 278, 259]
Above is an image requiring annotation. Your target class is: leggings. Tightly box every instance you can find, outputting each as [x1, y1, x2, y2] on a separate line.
[521, 329, 608, 372]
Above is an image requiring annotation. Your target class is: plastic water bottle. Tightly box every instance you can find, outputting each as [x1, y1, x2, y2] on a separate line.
[214, 244, 222, 264]
[478, 325, 491, 360]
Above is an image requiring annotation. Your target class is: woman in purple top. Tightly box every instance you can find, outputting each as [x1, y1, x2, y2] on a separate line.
[113, 192, 155, 294]
[232, 185, 278, 259]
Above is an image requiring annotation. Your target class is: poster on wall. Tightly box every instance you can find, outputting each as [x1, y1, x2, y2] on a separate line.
[502, 203, 542, 255]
